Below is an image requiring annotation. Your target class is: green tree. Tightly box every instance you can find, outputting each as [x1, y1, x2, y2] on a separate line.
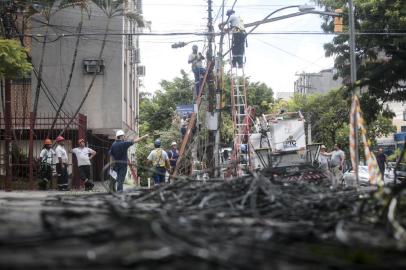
[285, 89, 395, 153]
[0, 39, 31, 77]
[223, 76, 274, 117]
[139, 70, 274, 147]
[139, 70, 194, 135]
[313, 0, 406, 121]
[246, 81, 274, 115]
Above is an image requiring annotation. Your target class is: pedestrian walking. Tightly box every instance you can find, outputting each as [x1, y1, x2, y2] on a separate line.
[188, 44, 205, 96]
[109, 130, 149, 192]
[72, 138, 97, 191]
[376, 147, 387, 181]
[147, 139, 170, 185]
[38, 138, 55, 190]
[167, 141, 179, 174]
[322, 144, 345, 187]
[55, 136, 69, 191]
[220, 9, 246, 68]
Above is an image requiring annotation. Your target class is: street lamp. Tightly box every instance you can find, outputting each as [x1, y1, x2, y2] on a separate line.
[245, 4, 315, 34]
[244, 5, 341, 35]
[171, 40, 204, 49]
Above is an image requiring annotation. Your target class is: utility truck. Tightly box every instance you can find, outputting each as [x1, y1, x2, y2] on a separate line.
[249, 112, 323, 180]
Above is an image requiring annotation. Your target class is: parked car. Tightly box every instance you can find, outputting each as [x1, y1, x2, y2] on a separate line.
[395, 163, 406, 182]
[343, 165, 394, 186]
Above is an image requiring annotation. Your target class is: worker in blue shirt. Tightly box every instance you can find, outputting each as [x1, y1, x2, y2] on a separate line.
[109, 130, 148, 192]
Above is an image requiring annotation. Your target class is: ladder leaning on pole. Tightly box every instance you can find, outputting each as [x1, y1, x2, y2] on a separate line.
[229, 63, 252, 176]
[171, 62, 212, 179]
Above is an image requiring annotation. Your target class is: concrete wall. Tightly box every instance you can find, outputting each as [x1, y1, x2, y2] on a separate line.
[30, 2, 126, 135]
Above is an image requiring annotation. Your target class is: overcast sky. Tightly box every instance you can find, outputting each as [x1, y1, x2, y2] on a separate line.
[140, 0, 336, 96]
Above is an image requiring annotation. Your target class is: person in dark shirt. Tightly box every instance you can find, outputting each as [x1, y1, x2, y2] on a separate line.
[167, 141, 179, 174]
[109, 130, 148, 192]
[376, 147, 387, 181]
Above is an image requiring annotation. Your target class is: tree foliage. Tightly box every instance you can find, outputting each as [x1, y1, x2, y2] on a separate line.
[0, 39, 31, 78]
[276, 89, 395, 152]
[313, 0, 406, 121]
[139, 70, 274, 147]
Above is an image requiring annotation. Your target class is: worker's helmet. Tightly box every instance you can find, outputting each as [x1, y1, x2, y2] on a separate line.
[55, 136, 64, 143]
[78, 138, 85, 144]
[44, 138, 52, 145]
[192, 44, 198, 50]
[321, 145, 326, 149]
[116, 129, 125, 138]
[154, 139, 161, 148]
[171, 141, 177, 146]
[226, 9, 235, 16]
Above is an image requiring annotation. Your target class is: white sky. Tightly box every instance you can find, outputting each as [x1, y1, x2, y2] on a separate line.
[140, 0, 335, 95]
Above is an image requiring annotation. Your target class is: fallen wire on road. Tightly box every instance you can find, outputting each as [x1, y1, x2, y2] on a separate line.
[0, 174, 405, 269]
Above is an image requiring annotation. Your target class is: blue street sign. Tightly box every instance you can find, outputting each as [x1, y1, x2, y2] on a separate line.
[176, 104, 194, 116]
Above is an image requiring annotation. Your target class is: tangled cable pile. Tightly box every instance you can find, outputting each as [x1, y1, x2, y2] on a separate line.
[0, 175, 405, 269]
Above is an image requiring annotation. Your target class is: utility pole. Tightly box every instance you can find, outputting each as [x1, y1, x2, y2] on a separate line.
[349, 0, 359, 186]
[214, 0, 226, 177]
[4, 78, 12, 191]
[206, 0, 216, 177]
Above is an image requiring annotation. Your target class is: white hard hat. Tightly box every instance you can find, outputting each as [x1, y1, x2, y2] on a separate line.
[171, 141, 177, 146]
[321, 145, 326, 149]
[116, 130, 125, 137]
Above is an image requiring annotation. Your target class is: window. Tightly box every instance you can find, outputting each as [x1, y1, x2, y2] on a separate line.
[403, 110, 406, 121]
[401, 126, 406, 133]
[137, 65, 146, 76]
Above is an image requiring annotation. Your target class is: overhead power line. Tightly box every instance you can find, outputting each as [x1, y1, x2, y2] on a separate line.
[22, 31, 406, 38]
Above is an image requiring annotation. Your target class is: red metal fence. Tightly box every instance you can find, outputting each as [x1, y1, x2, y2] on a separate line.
[0, 112, 111, 190]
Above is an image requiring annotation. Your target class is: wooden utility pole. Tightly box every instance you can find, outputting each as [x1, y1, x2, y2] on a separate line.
[205, 0, 216, 177]
[214, 0, 226, 177]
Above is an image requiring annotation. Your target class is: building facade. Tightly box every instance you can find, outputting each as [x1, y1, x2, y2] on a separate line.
[30, 0, 144, 137]
[294, 69, 343, 95]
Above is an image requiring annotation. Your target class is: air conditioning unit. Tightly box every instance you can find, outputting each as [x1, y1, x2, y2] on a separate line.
[133, 48, 140, 63]
[83, 59, 104, 75]
[137, 65, 145, 76]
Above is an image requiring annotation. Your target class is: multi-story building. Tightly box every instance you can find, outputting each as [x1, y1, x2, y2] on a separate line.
[30, 0, 145, 137]
[294, 69, 343, 95]
[0, 0, 146, 185]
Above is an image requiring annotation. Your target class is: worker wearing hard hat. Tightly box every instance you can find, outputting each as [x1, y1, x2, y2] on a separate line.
[109, 130, 149, 192]
[147, 139, 170, 185]
[55, 135, 69, 191]
[167, 141, 179, 174]
[38, 138, 55, 190]
[72, 138, 97, 191]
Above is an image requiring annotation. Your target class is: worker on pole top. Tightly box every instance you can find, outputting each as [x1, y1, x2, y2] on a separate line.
[188, 44, 206, 97]
[219, 9, 246, 68]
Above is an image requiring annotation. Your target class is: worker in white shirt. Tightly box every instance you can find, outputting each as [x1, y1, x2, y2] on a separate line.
[55, 136, 69, 191]
[220, 9, 246, 68]
[72, 138, 97, 191]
